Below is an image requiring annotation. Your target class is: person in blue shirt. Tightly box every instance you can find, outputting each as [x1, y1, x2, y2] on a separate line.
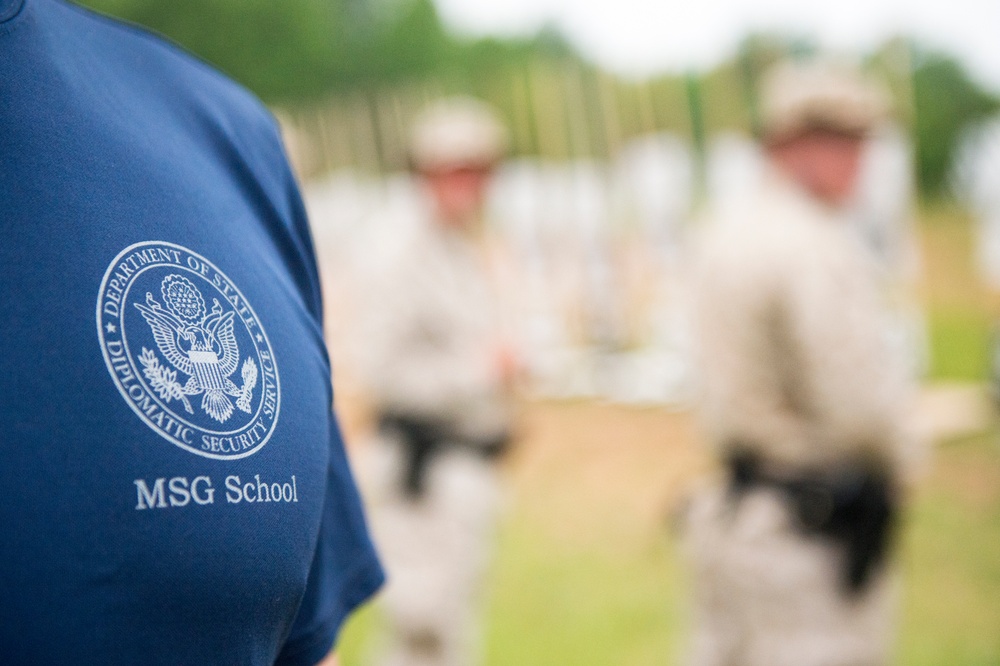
[0, 1, 384, 664]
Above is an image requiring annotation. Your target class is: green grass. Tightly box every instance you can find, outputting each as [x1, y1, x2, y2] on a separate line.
[926, 309, 991, 381]
[896, 432, 1000, 665]
[341, 430, 1000, 665]
[336, 515, 687, 665]
[483, 518, 685, 666]
[920, 202, 995, 382]
[336, 600, 379, 665]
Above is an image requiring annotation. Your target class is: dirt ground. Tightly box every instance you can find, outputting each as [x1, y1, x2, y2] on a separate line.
[336, 382, 991, 544]
[337, 391, 712, 536]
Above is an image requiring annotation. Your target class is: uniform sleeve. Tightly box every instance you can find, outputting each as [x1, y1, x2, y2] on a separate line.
[275, 417, 385, 666]
[692, 225, 813, 465]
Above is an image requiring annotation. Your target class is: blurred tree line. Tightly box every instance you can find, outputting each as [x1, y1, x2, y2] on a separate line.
[75, 0, 571, 101]
[75, 0, 998, 198]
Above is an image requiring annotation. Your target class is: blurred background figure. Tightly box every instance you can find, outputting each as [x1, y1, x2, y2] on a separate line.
[851, 121, 929, 379]
[953, 117, 1000, 399]
[953, 118, 1000, 291]
[357, 97, 517, 666]
[684, 59, 921, 666]
[706, 132, 767, 219]
[607, 134, 696, 404]
[852, 122, 919, 277]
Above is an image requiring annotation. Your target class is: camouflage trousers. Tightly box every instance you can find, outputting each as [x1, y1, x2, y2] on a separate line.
[681, 483, 896, 666]
[364, 435, 503, 666]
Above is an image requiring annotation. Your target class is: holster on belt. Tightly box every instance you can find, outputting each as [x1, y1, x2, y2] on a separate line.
[378, 411, 510, 501]
[726, 448, 898, 594]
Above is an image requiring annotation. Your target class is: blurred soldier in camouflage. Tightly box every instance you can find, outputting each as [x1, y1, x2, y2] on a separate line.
[684, 59, 921, 666]
[360, 97, 516, 666]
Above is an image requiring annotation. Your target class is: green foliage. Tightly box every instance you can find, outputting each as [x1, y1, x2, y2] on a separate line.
[72, 0, 574, 104]
[73, 1, 1000, 197]
[913, 52, 1000, 198]
[352, 0, 449, 87]
[77, 0, 347, 102]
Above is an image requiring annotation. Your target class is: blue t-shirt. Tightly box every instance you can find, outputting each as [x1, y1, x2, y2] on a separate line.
[0, 1, 384, 663]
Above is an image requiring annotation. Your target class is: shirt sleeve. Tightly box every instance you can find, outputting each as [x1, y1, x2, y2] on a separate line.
[274, 416, 385, 666]
[269, 120, 384, 665]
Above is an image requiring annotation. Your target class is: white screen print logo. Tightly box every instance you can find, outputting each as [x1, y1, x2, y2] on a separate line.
[97, 241, 280, 459]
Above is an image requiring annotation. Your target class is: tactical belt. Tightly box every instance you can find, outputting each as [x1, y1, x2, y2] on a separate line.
[377, 412, 510, 501]
[725, 448, 897, 594]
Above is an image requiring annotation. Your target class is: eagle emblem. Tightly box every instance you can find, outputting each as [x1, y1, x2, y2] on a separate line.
[134, 274, 258, 424]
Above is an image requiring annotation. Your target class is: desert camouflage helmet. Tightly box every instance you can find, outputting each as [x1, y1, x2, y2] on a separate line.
[760, 58, 891, 143]
[409, 96, 508, 171]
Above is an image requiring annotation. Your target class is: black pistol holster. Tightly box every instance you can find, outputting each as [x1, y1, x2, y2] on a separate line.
[727, 448, 898, 594]
[378, 412, 510, 501]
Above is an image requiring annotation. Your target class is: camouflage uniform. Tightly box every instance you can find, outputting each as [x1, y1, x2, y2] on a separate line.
[683, 60, 920, 666]
[360, 98, 513, 666]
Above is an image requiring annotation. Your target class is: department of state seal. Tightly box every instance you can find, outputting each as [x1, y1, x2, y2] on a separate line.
[97, 241, 280, 459]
